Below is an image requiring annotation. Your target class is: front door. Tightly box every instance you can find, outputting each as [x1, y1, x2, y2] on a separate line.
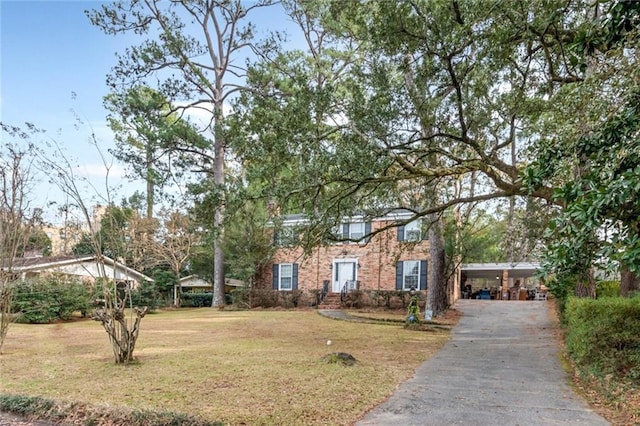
[333, 260, 356, 292]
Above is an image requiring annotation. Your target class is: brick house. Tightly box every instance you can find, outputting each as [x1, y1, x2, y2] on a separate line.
[255, 210, 430, 305]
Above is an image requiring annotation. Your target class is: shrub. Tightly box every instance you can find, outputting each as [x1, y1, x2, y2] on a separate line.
[247, 289, 279, 308]
[547, 276, 574, 318]
[342, 290, 363, 308]
[181, 292, 213, 307]
[130, 280, 161, 311]
[13, 276, 92, 323]
[565, 296, 640, 381]
[229, 287, 250, 308]
[280, 289, 303, 308]
[0, 394, 55, 416]
[597, 280, 620, 298]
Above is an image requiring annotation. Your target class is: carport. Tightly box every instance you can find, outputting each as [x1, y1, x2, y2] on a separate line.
[460, 262, 542, 300]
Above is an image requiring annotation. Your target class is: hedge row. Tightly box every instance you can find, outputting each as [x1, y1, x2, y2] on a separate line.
[565, 296, 640, 381]
[12, 277, 163, 324]
[12, 277, 92, 323]
[225, 288, 424, 309]
[178, 289, 424, 309]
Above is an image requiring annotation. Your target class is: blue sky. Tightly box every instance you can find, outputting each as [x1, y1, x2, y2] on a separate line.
[1, 0, 136, 220]
[1, 0, 300, 223]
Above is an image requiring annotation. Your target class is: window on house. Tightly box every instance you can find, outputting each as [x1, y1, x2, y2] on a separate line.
[396, 260, 427, 291]
[280, 264, 293, 290]
[405, 220, 422, 241]
[335, 221, 371, 243]
[274, 226, 298, 246]
[398, 219, 423, 242]
[349, 222, 365, 240]
[272, 263, 298, 291]
[403, 260, 420, 290]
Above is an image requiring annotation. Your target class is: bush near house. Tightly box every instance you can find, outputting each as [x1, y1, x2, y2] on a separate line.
[178, 289, 425, 310]
[565, 296, 640, 382]
[181, 292, 213, 307]
[12, 276, 92, 323]
[225, 289, 424, 310]
[130, 280, 161, 311]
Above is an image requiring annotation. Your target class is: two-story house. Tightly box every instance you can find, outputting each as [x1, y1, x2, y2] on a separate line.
[255, 210, 430, 305]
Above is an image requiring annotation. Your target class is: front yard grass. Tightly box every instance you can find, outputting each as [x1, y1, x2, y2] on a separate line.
[0, 308, 453, 425]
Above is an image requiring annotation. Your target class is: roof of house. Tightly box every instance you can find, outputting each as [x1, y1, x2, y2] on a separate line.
[177, 275, 245, 287]
[461, 262, 541, 279]
[280, 209, 419, 226]
[3, 255, 153, 282]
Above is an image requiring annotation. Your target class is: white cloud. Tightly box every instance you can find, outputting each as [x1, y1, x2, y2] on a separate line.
[77, 162, 127, 179]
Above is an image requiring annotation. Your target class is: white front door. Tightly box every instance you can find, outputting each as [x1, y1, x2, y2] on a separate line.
[333, 260, 356, 292]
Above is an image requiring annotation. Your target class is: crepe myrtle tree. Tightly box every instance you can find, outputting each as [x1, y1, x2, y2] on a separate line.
[0, 124, 40, 353]
[36, 128, 148, 365]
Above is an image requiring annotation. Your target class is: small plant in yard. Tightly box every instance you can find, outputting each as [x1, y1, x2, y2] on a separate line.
[321, 352, 357, 366]
[405, 292, 421, 326]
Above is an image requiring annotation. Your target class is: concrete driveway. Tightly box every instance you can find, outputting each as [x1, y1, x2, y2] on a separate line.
[357, 299, 609, 426]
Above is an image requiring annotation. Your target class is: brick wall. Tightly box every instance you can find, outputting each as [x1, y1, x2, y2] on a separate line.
[257, 219, 430, 292]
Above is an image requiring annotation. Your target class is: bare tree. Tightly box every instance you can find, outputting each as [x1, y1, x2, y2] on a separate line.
[144, 209, 201, 307]
[40, 134, 148, 365]
[0, 125, 39, 353]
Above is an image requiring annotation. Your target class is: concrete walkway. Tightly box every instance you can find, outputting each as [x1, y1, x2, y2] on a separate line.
[356, 299, 610, 426]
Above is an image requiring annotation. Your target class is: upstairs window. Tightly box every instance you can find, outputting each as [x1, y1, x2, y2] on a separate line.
[348, 222, 365, 240]
[397, 219, 424, 242]
[274, 226, 298, 247]
[336, 222, 371, 243]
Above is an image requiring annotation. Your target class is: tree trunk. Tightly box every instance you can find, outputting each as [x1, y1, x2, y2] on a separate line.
[620, 266, 640, 297]
[0, 280, 14, 353]
[146, 142, 154, 219]
[212, 100, 226, 308]
[427, 215, 448, 317]
[575, 269, 596, 298]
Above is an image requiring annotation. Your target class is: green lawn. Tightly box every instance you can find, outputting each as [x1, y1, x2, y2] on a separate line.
[0, 308, 452, 425]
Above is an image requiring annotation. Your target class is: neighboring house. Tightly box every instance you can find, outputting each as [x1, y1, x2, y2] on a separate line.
[174, 275, 245, 305]
[256, 211, 430, 299]
[6, 255, 153, 288]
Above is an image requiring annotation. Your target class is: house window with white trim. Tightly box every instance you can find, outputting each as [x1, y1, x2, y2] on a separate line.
[272, 263, 298, 291]
[405, 220, 422, 241]
[348, 222, 364, 240]
[334, 221, 371, 243]
[395, 260, 428, 291]
[397, 219, 423, 242]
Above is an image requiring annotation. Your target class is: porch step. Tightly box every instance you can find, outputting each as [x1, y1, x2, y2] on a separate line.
[318, 292, 341, 310]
